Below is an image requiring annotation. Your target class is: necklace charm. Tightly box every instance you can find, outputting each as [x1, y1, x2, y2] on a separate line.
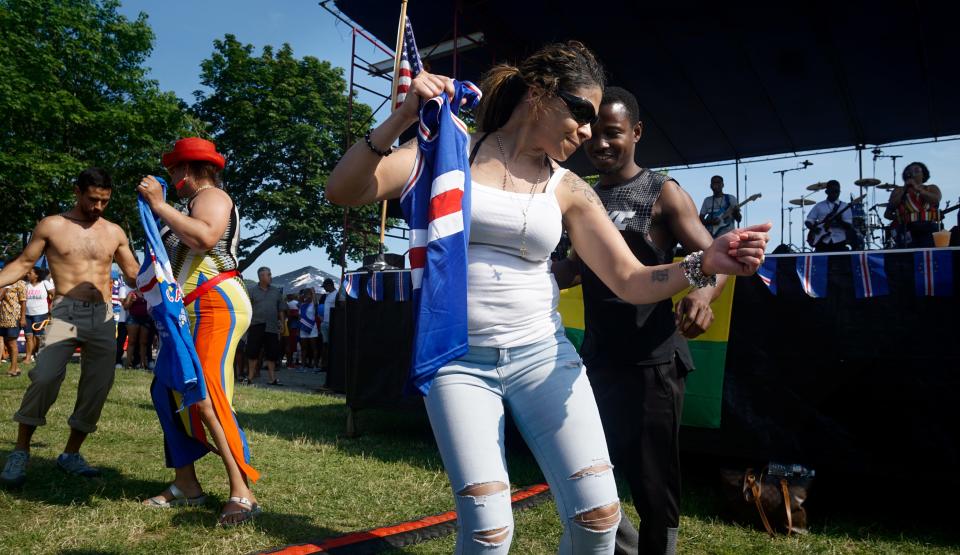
[496, 133, 546, 258]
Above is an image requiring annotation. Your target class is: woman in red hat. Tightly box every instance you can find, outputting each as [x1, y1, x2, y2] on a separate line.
[137, 138, 260, 526]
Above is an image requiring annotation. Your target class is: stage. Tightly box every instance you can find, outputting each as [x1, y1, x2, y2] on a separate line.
[330, 247, 959, 480]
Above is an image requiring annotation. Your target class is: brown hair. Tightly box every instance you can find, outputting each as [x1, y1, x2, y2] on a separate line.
[476, 41, 606, 132]
[185, 160, 222, 187]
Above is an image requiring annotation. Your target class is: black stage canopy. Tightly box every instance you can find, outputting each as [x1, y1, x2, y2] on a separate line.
[332, 0, 960, 172]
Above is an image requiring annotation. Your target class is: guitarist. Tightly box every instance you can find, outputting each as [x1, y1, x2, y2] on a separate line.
[804, 180, 855, 252]
[699, 176, 742, 237]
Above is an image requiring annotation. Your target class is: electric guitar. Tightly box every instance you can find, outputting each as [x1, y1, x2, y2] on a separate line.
[703, 193, 762, 236]
[806, 194, 866, 249]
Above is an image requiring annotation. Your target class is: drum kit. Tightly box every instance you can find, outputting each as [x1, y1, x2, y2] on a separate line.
[784, 177, 899, 251]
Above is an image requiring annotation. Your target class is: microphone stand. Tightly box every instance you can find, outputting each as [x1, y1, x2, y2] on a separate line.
[773, 162, 811, 248]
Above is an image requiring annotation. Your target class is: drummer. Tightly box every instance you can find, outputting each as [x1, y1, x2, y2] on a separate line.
[883, 161, 941, 248]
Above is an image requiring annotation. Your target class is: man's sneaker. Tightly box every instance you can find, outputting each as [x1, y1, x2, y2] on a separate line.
[0, 450, 29, 487]
[57, 452, 101, 478]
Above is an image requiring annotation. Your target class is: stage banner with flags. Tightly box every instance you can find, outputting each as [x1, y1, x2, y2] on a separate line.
[394, 270, 411, 302]
[851, 252, 889, 298]
[344, 273, 360, 299]
[914, 249, 953, 296]
[366, 271, 384, 301]
[796, 254, 828, 297]
[757, 257, 777, 295]
[557, 278, 737, 429]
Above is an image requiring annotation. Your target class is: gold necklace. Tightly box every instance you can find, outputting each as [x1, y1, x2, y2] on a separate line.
[189, 184, 216, 200]
[496, 134, 545, 257]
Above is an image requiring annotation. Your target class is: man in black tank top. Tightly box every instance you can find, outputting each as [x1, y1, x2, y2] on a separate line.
[552, 87, 729, 555]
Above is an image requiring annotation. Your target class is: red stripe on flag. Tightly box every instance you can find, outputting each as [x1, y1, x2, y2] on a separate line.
[429, 189, 464, 221]
[409, 246, 426, 269]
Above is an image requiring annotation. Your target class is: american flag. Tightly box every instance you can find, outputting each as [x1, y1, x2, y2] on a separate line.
[394, 17, 422, 110]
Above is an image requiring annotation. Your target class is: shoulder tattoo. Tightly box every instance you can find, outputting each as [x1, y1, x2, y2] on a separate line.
[564, 174, 603, 207]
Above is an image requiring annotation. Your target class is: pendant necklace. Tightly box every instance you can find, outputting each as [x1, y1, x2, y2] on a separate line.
[497, 133, 545, 257]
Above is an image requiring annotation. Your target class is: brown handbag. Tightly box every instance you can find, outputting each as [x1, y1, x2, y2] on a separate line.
[720, 464, 814, 536]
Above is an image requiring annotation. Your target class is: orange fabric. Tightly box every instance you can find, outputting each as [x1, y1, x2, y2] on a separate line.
[192, 288, 259, 482]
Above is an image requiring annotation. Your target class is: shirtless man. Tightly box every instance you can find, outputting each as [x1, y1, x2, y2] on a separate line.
[0, 168, 140, 488]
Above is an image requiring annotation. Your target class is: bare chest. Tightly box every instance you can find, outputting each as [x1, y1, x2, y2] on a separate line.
[47, 223, 116, 262]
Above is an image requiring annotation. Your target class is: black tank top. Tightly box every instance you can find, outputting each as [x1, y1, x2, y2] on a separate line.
[579, 169, 694, 369]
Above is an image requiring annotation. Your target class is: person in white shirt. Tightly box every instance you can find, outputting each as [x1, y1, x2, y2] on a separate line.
[23, 267, 54, 364]
[318, 278, 337, 373]
[805, 180, 855, 252]
[111, 274, 130, 369]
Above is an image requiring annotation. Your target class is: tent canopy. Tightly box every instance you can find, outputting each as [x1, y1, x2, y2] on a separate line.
[333, 0, 960, 172]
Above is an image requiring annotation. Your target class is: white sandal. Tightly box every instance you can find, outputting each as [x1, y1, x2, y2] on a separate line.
[218, 496, 262, 526]
[142, 483, 207, 508]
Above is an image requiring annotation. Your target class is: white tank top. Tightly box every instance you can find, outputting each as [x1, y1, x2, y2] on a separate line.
[467, 167, 566, 347]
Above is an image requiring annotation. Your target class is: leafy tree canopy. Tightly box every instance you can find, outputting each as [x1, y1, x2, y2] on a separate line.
[194, 34, 385, 272]
[0, 0, 195, 243]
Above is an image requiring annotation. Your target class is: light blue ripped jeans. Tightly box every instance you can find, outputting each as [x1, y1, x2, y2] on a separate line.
[425, 330, 621, 554]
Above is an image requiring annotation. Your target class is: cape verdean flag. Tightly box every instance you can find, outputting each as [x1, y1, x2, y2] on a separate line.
[914, 249, 953, 296]
[851, 252, 889, 299]
[400, 80, 482, 395]
[796, 254, 828, 298]
[136, 178, 206, 409]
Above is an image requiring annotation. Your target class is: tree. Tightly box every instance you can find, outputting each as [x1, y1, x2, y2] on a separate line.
[194, 35, 385, 272]
[0, 0, 194, 245]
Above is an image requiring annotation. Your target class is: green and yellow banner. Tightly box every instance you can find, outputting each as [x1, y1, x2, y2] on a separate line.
[558, 277, 736, 429]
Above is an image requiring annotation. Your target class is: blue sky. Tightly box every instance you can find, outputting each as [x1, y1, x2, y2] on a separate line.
[117, 1, 960, 276]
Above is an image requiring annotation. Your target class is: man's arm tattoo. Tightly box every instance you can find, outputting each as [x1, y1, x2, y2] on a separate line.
[652, 269, 670, 282]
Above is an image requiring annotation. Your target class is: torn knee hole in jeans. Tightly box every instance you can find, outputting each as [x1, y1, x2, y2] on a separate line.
[569, 461, 613, 480]
[573, 501, 621, 532]
[458, 481, 509, 506]
[472, 526, 510, 546]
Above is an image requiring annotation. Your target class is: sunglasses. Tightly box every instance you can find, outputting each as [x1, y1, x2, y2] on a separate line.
[557, 90, 599, 126]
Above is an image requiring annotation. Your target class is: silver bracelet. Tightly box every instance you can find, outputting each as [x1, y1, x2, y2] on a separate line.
[679, 250, 717, 289]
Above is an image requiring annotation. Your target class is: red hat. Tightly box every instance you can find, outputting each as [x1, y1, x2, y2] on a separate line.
[162, 137, 226, 170]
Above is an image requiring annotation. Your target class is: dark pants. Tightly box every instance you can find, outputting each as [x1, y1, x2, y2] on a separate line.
[587, 357, 686, 555]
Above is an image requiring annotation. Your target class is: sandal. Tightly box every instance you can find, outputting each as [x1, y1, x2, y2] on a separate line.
[218, 496, 261, 527]
[7, 371, 21, 377]
[142, 483, 207, 508]
[268, 379, 283, 386]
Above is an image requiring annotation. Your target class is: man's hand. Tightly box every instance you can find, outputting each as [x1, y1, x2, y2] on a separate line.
[675, 289, 714, 338]
[19, 316, 26, 329]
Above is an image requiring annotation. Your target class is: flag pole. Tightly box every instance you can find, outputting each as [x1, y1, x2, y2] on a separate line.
[379, 0, 409, 250]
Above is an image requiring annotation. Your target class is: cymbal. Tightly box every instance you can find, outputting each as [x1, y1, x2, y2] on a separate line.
[854, 178, 881, 187]
[806, 182, 829, 191]
[872, 202, 889, 209]
[876, 183, 897, 191]
[789, 198, 815, 206]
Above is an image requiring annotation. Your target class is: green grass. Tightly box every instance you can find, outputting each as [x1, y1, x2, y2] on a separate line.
[0, 365, 955, 554]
